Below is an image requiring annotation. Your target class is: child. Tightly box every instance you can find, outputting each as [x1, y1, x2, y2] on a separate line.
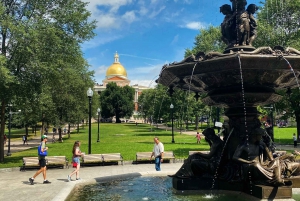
[195, 132, 201, 144]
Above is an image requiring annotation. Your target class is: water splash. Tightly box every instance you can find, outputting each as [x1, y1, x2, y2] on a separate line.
[280, 56, 300, 90]
[184, 62, 199, 130]
[237, 54, 252, 193]
[210, 128, 234, 193]
[204, 194, 215, 199]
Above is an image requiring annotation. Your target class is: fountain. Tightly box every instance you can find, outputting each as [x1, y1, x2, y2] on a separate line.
[157, 0, 300, 199]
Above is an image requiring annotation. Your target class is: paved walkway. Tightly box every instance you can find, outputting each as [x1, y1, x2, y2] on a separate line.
[0, 162, 183, 201]
[2, 125, 300, 201]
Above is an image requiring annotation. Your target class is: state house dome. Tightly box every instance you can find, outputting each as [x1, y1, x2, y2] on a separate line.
[106, 52, 127, 78]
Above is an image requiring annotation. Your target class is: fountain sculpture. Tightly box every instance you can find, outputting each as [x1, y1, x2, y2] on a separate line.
[157, 0, 300, 199]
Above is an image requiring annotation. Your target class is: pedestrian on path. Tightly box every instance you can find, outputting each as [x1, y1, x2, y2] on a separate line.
[150, 137, 164, 171]
[23, 135, 28, 145]
[4, 134, 7, 145]
[67, 141, 84, 181]
[29, 135, 51, 185]
[293, 133, 297, 148]
[195, 132, 201, 144]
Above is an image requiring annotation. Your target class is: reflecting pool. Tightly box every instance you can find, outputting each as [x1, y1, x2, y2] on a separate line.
[66, 176, 300, 201]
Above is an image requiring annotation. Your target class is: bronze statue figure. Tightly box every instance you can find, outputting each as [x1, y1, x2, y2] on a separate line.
[220, 4, 234, 46]
[233, 128, 300, 186]
[169, 128, 224, 178]
[221, 0, 258, 47]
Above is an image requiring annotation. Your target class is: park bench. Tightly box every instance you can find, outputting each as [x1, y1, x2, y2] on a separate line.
[102, 153, 123, 165]
[22, 156, 69, 171]
[188, 151, 210, 156]
[136, 151, 175, 164]
[82, 154, 103, 165]
[46, 156, 69, 169]
[22, 157, 40, 171]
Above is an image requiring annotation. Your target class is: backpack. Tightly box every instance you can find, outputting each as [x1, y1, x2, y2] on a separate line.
[38, 143, 48, 156]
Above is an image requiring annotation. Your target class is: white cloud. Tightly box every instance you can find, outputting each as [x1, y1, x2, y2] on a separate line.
[94, 65, 108, 76]
[96, 14, 120, 29]
[81, 34, 123, 51]
[184, 21, 205, 30]
[122, 11, 137, 23]
[171, 34, 179, 45]
[148, 6, 166, 18]
[83, 0, 133, 13]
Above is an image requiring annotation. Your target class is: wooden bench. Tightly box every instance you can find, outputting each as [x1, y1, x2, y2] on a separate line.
[136, 151, 176, 164]
[102, 153, 123, 165]
[136, 152, 152, 164]
[22, 157, 41, 171]
[189, 151, 210, 155]
[163, 151, 176, 163]
[82, 154, 103, 165]
[46, 156, 69, 169]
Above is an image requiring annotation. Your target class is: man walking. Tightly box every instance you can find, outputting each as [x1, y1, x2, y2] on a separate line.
[293, 133, 297, 148]
[150, 137, 164, 171]
[29, 135, 51, 185]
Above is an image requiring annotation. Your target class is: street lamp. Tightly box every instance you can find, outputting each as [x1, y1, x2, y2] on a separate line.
[170, 103, 175, 143]
[87, 87, 93, 154]
[97, 108, 100, 142]
[7, 105, 21, 156]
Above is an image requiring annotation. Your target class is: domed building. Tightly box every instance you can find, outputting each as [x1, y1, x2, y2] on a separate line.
[103, 52, 130, 87]
[94, 52, 150, 117]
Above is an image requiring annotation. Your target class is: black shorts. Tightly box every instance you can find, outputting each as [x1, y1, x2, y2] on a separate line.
[39, 159, 46, 167]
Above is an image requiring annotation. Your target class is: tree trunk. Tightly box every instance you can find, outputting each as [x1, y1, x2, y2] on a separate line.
[68, 123, 70, 138]
[25, 126, 29, 136]
[195, 115, 199, 130]
[58, 128, 62, 142]
[116, 112, 121, 123]
[296, 114, 300, 142]
[0, 101, 6, 162]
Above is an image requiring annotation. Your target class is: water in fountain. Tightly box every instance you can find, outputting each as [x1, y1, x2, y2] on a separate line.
[68, 176, 265, 201]
[210, 128, 235, 196]
[237, 54, 252, 194]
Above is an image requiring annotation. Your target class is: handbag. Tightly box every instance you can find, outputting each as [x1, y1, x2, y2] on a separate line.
[38, 143, 48, 156]
[72, 162, 77, 168]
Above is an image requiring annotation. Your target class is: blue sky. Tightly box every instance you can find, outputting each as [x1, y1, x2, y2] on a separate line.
[81, 0, 263, 87]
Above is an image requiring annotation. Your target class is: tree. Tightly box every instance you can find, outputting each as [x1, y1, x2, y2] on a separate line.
[185, 26, 226, 57]
[0, 0, 96, 162]
[100, 82, 135, 123]
[254, 0, 300, 140]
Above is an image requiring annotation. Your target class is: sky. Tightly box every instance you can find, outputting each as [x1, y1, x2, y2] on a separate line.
[81, 0, 263, 88]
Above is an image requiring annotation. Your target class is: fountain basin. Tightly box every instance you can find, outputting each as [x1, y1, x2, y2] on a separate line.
[158, 50, 300, 107]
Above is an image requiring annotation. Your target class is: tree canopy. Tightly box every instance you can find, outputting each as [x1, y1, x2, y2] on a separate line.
[100, 82, 135, 123]
[0, 0, 96, 162]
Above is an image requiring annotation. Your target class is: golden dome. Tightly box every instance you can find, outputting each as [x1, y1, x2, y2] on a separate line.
[106, 52, 127, 77]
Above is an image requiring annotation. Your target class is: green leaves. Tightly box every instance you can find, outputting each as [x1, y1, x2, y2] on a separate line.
[100, 83, 135, 122]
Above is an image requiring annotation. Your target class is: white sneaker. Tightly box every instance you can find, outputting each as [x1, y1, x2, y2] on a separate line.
[67, 175, 71, 182]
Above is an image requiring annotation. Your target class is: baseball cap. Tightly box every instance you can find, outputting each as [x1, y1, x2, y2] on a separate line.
[42, 135, 48, 139]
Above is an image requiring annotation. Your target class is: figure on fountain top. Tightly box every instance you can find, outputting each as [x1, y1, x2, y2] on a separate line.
[221, 0, 258, 51]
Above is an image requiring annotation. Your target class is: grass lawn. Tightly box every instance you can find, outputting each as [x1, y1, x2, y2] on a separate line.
[0, 123, 211, 168]
[0, 123, 298, 169]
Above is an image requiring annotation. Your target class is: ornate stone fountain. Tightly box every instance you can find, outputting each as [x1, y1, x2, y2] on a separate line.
[157, 0, 300, 199]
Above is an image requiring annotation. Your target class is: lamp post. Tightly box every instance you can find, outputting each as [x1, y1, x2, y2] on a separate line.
[7, 104, 12, 156]
[97, 108, 100, 142]
[170, 103, 175, 143]
[87, 87, 93, 154]
[7, 105, 21, 156]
